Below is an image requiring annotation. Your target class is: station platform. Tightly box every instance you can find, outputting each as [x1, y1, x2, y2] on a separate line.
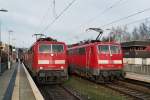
[0, 63, 16, 100]
[0, 62, 44, 100]
[125, 72, 150, 83]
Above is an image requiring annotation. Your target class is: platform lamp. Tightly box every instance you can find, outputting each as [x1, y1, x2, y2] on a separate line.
[0, 8, 8, 74]
[0, 8, 8, 42]
[8, 30, 13, 70]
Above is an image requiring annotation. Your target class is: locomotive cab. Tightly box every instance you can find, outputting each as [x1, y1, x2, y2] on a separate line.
[25, 37, 68, 84]
[97, 44, 123, 69]
[95, 43, 125, 81]
[36, 42, 68, 83]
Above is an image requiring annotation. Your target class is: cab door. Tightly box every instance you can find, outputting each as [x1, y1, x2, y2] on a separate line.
[86, 46, 93, 70]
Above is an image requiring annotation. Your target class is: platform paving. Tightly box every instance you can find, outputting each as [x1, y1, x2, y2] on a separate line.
[0, 62, 37, 100]
[12, 63, 35, 100]
[125, 72, 150, 83]
[0, 63, 16, 100]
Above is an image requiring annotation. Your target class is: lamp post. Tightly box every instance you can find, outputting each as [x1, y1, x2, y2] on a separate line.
[12, 38, 16, 63]
[0, 8, 8, 42]
[0, 8, 8, 74]
[8, 30, 13, 70]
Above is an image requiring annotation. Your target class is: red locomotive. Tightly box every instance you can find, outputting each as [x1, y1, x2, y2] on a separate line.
[24, 37, 68, 84]
[68, 40, 125, 82]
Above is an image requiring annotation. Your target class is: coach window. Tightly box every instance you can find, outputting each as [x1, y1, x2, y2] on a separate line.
[52, 44, 64, 53]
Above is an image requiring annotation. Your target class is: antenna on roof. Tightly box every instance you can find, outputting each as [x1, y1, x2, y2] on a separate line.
[37, 37, 57, 42]
[32, 34, 46, 41]
[86, 28, 103, 40]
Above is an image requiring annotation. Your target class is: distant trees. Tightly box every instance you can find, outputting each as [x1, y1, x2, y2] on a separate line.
[131, 22, 150, 40]
[102, 21, 150, 42]
[132, 27, 139, 40]
[138, 23, 150, 40]
[76, 21, 150, 43]
[102, 26, 131, 42]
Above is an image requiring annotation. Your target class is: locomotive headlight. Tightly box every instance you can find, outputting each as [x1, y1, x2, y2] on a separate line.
[40, 67, 43, 70]
[61, 66, 64, 69]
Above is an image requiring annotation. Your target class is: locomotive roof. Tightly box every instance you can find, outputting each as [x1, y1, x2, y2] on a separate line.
[34, 41, 65, 46]
[121, 40, 150, 48]
[36, 37, 57, 42]
[29, 37, 65, 50]
[68, 41, 120, 49]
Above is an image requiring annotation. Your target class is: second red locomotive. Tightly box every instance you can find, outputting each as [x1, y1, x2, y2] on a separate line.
[68, 41, 125, 83]
[24, 37, 68, 84]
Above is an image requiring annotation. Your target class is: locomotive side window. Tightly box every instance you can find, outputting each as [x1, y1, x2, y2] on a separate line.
[73, 48, 79, 55]
[110, 45, 120, 54]
[39, 44, 51, 53]
[79, 47, 85, 55]
[98, 45, 109, 53]
[52, 44, 64, 53]
[68, 49, 73, 55]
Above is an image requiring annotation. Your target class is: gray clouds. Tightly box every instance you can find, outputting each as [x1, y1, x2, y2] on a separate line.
[0, 0, 150, 47]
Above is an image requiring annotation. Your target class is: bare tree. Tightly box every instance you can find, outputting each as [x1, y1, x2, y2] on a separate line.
[132, 27, 139, 40]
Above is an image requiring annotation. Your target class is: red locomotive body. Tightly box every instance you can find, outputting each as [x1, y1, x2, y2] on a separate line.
[68, 41, 124, 82]
[24, 38, 68, 84]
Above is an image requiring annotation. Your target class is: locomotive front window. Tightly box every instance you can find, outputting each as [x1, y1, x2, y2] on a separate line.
[39, 44, 51, 53]
[52, 44, 64, 53]
[110, 45, 120, 54]
[98, 45, 109, 53]
[98, 45, 121, 54]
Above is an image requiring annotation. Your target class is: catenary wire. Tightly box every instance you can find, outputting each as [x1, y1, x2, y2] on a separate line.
[40, 0, 77, 34]
[98, 7, 150, 28]
[125, 16, 150, 26]
[35, 6, 51, 34]
[85, 0, 124, 25]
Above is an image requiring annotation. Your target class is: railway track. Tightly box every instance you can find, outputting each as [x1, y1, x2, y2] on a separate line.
[73, 76, 150, 100]
[39, 85, 82, 100]
[38, 76, 150, 100]
[104, 81, 150, 100]
[124, 79, 150, 89]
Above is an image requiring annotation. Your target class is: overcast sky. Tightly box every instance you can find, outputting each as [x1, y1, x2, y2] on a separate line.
[0, 0, 150, 47]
